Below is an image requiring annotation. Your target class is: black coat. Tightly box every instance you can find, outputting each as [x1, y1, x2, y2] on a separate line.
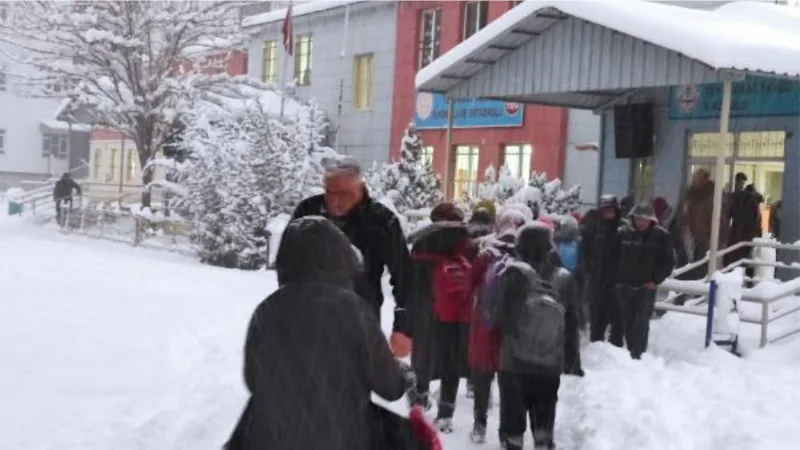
[580, 215, 622, 287]
[292, 193, 410, 333]
[53, 177, 81, 200]
[613, 221, 675, 288]
[227, 217, 409, 450]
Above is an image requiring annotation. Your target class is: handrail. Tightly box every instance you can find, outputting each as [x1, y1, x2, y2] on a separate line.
[657, 239, 800, 348]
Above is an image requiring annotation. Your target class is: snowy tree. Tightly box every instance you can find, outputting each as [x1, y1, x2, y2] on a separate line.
[0, 1, 243, 207]
[370, 124, 442, 213]
[528, 171, 582, 215]
[477, 164, 525, 204]
[174, 82, 333, 269]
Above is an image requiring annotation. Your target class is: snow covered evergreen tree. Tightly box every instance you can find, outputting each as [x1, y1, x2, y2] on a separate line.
[528, 171, 582, 215]
[175, 84, 333, 270]
[370, 125, 442, 213]
[0, 1, 242, 206]
[477, 164, 525, 204]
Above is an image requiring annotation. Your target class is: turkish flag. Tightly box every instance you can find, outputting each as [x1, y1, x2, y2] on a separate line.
[281, 2, 293, 56]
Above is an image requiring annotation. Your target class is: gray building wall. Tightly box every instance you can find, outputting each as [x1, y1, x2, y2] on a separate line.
[564, 109, 600, 207]
[69, 130, 90, 179]
[244, 1, 398, 167]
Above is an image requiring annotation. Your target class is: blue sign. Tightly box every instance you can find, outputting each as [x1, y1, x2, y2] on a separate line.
[669, 76, 800, 120]
[413, 92, 524, 129]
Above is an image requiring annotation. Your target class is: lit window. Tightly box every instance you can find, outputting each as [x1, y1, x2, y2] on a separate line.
[503, 144, 533, 184]
[92, 148, 102, 179]
[418, 9, 441, 69]
[294, 35, 313, 86]
[421, 146, 434, 166]
[463, 2, 488, 40]
[454, 145, 480, 199]
[261, 40, 278, 84]
[353, 54, 372, 110]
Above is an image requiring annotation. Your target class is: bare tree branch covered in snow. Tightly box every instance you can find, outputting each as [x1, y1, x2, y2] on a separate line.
[0, 1, 245, 206]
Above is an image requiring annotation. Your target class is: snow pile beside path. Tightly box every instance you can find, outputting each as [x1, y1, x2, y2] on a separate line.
[558, 321, 800, 450]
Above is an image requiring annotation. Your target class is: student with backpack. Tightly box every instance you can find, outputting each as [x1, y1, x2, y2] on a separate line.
[407, 202, 474, 434]
[467, 209, 529, 444]
[492, 223, 583, 450]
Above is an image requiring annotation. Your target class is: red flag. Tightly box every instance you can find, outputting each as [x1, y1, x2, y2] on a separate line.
[281, 3, 293, 56]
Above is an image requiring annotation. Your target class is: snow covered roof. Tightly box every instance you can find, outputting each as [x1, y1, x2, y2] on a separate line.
[416, 0, 800, 96]
[40, 120, 91, 133]
[241, 1, 367, 29]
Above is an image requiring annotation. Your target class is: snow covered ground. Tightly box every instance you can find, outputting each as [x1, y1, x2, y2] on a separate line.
[2, 211, 800, 450]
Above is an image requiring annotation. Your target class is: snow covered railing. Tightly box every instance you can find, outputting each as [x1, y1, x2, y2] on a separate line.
[657, 239, 800, 347]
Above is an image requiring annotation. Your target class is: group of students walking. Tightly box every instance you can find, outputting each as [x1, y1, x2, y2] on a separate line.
[225, 157, 681, 450]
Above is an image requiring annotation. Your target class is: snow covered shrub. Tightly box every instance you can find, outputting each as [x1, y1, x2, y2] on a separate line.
[528, 172, 582, 215]
[369, 124, 443, 214]
[176, 85, 334, 269]
[477, 164, 525, 204]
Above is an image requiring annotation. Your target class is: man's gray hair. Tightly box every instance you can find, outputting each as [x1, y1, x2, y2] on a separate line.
[322, 156, 362, 178]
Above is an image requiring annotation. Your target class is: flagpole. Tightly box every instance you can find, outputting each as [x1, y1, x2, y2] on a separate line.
[334, 2, 351, 153]
[279, 0, 294, 121]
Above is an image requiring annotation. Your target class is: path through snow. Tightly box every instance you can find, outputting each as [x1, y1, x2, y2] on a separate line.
[1, 215, 799, 450]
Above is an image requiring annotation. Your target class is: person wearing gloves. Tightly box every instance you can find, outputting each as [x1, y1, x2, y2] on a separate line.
[225, 216, 414, 450]
[612, 203, 675, 359]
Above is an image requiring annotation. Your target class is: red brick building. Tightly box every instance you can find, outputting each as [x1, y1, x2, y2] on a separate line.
[390, 1, 568, 199]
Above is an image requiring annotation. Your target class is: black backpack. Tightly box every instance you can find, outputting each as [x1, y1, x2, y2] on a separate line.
[505, 265, 566, 371]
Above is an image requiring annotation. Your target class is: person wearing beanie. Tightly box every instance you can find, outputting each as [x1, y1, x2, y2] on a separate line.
[581, 194, 624, 345]
[612, 203, 675, 359]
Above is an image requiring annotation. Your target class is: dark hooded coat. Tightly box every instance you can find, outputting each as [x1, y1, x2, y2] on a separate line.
[613, 218, 675, 288]
[227, 216, 409, 450]
[493, 225, 583, 377]
[292, 191, 410, 333]
[408, 222, 472, 380]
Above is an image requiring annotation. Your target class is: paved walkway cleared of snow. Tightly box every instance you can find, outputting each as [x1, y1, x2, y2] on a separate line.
[1, 216, 800, 450]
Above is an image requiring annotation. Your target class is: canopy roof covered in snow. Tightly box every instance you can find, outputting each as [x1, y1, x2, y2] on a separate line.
[415, 0, 800, 109]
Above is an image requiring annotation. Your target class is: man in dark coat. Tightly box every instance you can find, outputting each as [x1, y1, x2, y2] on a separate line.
[227, 216, 414, 450]
[53, 172, 82, 224]
[581, 194, 624, 345]
[612, 204, 675, 359]
[723, 173, 762, 270]
[292, 157, 411, 347]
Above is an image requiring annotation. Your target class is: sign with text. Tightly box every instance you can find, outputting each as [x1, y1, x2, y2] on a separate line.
[413, 92, 524, 129]
[669, 76, 800, 120]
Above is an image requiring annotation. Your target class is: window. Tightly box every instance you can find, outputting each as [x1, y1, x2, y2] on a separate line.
[463, 2, 488, 40]
[418, 9, 441, 69]
[109, 148, 118, 180]
[125, 149, 137, 182]
[453, 145, 480, 199]
[421, 146, 434, 167]
[353, 54, 373, 110]
[261, 40, 278, 84]
[92, 148, 102, 179]
[294, 35, 313, 86]
[42, 134, 68, 159]
[503, 144, 532, 184]
[0, 129, 5, 154]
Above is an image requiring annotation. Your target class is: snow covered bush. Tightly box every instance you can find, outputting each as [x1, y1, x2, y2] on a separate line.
[474, 169, 582, 218]
[174, 83, 334, 270]
[528, 172, 582, 215]
[369, 124, 443, 214]
[477, 164, 525, 204]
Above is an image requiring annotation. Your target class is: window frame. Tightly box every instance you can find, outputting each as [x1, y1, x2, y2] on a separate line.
[294, 35, 313, 87]
[462, 1, 489, 40]
[353, 53, 373, 110]
[92, 148, 102, 179]
[42, 134, 68, 159]
[125, 148, 137, 182]
[502, 143, 533, 183]
[453, 144, 481, 199]
[261, 40, 278, 84]
[420, 145, 434, 167]
[418, 8, 442, 70]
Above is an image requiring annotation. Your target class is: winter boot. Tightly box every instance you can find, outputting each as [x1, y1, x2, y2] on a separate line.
[434, 417, 453, 434]
[410, 390, 432, 412]
[503, 435, 523, 450]
[469, 423, 487, 444]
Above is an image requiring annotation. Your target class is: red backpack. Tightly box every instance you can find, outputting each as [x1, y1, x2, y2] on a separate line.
[412, 244, 473, 323]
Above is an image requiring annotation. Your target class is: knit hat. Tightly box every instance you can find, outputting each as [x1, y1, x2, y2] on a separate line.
[651, 197, 670, 222]
[430, 202, 465, 223]
[495, 209, 528, 234]
[629, 203, 657, 222]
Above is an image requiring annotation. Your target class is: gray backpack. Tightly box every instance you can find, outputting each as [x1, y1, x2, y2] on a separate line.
[506, 270, 566, 371]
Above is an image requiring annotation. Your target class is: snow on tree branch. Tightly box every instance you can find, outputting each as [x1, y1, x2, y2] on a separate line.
[0, 1, 246, 206]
